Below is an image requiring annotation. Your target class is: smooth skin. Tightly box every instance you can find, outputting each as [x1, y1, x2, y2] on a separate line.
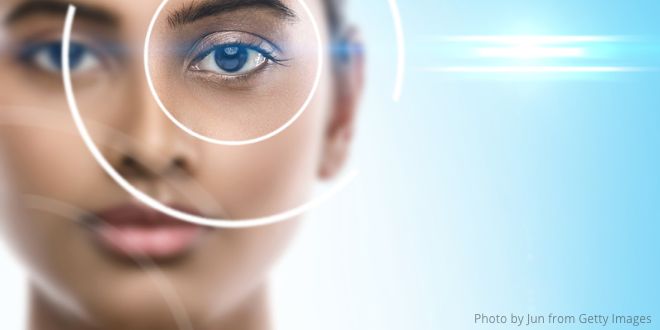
[0, 0, 363, 329]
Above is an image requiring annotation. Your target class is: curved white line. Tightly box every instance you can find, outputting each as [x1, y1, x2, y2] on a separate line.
[62, 5, 358, 229]
[423, 66, 642, 73]
[434, 35, 623, 44]
[388, 0, 405, 102]
[143, 0, 324, 146]
[23, 195, 195, 330]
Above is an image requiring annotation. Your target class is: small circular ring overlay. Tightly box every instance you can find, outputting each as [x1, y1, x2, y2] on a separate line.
[62, 1, 358, 229]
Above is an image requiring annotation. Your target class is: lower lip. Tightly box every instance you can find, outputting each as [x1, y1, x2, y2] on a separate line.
[91, 224, 205, 260]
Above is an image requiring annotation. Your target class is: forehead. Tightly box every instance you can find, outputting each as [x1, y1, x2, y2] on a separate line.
[3, 0, 327, 24]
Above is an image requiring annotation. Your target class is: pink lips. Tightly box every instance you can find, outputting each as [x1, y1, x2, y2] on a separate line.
[89, 204, 207, 260]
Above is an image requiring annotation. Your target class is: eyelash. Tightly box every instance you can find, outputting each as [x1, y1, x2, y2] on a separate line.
[191, 41, 283, 66]
[184, 32, 290, 85]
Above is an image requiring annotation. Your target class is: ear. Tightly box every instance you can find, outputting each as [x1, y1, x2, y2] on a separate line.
[319, 27, 365, 180]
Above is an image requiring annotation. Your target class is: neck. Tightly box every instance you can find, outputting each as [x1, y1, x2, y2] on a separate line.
[28, 283, 273, 330]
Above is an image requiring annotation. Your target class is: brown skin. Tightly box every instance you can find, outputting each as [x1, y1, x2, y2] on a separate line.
[0, 0, 364, 329]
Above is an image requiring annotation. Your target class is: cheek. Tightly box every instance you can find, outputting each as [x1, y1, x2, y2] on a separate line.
[0, 51, 128, 207]
[195, 70, 333, 220]
[1, 128, 86, 196]
[0, 108, 117, 212]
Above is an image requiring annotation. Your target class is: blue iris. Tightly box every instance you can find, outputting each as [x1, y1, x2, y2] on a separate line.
[213, 45, 249, 73]
[22, 41, 89, 71]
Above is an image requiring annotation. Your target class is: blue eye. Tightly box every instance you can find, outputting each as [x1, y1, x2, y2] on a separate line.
[192, 44, 269, 76]
[215, 45, 249, 73]
[21, 41, 100, 73]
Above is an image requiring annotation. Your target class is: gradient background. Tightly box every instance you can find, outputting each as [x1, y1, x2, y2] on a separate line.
[2, 0, 659, 329]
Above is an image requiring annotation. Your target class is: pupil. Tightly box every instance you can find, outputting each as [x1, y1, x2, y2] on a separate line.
[214, 45, 248, 73]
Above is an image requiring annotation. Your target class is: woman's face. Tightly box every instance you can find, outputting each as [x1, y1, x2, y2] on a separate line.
[0, 0, 358, 327]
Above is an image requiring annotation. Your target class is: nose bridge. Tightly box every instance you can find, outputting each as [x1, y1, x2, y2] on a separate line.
[131, 76, 168, 153]
[118, 3, 191, 171]
[117, 66, 195, 177]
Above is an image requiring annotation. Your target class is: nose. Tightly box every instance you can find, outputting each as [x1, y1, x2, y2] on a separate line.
[106, 78, 199, 181]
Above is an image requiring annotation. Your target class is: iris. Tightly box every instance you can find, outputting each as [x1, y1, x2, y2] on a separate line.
[22, 41, 89, 71]
[214, 45, 249, 73]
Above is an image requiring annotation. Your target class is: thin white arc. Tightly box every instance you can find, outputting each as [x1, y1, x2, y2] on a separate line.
[476, 47, 586, 58]
[431, 35, 624, 44]
[23, 195, 195, 330]
[388, 0, 405, 102]
[63, 5, 358, 229]
[423, 66, 642, 73]
[143, 0, 324, 146]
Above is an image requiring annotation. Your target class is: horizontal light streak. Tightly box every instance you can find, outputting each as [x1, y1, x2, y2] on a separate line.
[477, 46, 585, 58]
[423, 66, 642, 73]
[430, 35, 622, 44]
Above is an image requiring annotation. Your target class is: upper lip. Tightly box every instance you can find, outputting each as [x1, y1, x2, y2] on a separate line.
[90, 203, 206, 228]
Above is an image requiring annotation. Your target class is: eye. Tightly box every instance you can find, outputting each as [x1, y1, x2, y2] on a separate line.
[21, 41, 100, 73]
[191, 44, 270, 76]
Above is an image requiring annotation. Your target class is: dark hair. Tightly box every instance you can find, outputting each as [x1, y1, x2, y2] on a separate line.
[324, 0, 358, 65]
[324, 0, 344, 39]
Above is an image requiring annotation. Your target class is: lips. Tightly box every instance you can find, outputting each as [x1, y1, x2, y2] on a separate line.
[86, 204, 208, 260]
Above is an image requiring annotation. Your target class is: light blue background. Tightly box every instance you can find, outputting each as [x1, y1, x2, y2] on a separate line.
[280, 0, 660, 329]
[0, 1, 658, 329]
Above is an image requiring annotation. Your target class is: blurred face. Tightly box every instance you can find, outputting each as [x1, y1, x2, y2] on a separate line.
[0, 0, 360, 328]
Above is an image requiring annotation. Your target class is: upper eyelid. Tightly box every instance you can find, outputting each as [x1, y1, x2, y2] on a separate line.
[185, 31, 285, 66]
[188, 30, 283, 55]
[16, 33, 125, 60]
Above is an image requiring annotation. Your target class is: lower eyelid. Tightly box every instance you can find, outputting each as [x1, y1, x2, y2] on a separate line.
[185, 71, 257, 91]
[184, 61, 279, 90]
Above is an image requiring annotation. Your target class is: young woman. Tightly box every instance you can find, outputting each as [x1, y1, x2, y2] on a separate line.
[0, 0, 363, 329]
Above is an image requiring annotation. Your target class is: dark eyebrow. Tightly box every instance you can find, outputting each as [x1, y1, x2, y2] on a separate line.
[5, 0, 119, 27]
[168, 0, 296, 28]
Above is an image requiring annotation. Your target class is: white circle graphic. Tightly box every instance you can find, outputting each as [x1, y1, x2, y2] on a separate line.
[144, 0, 325, 146]
[62, 5, 357, 229]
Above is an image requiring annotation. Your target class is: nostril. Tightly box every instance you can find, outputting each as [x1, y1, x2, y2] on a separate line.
[116, 153, 191, 178]
[118, 154, 151, 178]
[172, 157, 187, 170]
[121, 155, 138, 169]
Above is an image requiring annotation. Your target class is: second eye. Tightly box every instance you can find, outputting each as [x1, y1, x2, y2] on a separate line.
[191, 44, 269, 76]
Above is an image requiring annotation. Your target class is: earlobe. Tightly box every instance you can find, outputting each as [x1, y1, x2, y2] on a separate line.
[319, 27, 364, 180]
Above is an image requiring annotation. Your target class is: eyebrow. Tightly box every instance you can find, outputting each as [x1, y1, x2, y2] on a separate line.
[5, 0, 119, 27]
[168, 0, 297, 28]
